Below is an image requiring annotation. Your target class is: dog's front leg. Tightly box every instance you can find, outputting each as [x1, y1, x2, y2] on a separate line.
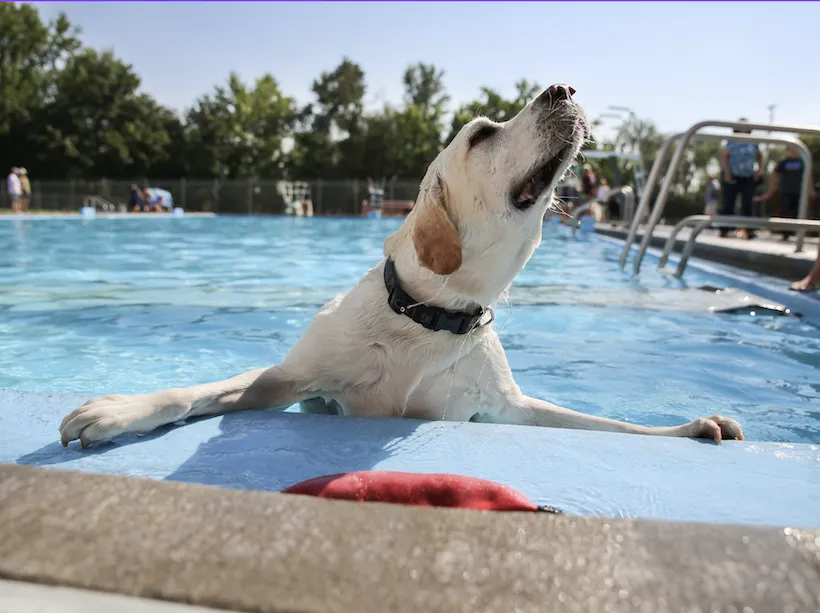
[508, 396, 744, 442]
[60, 365, 302, 448]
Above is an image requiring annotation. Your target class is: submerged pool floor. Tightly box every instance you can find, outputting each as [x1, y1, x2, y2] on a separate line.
[3, 389, 819, 529]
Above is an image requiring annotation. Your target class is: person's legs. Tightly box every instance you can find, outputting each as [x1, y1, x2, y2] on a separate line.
[738, 176, 757, 239]
[779, 193, 800, 240]
[10, 194, 20, 213]
[718, 180, 739, 237]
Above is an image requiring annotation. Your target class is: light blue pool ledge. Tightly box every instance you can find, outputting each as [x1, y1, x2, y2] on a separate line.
[3, 389, 818, 529]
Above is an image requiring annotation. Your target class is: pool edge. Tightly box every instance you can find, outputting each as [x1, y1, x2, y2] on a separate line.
[1, 462, 818, 613]
[594, 230, 820, 327]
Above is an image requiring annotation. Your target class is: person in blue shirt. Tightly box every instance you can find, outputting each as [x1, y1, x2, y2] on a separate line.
[720, 119, 763, 239]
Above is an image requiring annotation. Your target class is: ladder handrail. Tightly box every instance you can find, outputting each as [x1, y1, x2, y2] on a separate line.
[657, 215, 820, 277]
[82, 195, 115, 211]
[568, 190, 633, 234]
[629, 121, 820, 275]
[570, 202, 596, 237]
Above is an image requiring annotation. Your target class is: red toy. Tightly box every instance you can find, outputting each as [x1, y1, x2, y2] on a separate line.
[282, 471, 562, 514]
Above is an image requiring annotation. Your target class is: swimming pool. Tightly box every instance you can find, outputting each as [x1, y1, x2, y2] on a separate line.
[1, 216, 819, 444]
[3, 215, 820, 528]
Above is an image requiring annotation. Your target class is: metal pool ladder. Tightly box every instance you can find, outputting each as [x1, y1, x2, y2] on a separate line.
[618, 120, 820, 276]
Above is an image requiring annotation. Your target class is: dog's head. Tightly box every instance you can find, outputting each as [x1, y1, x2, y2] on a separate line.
[385, 84, 589, 305]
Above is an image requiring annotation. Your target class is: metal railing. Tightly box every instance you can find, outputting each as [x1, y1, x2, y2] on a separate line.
[82, 195, 115, 211]
[620, 121, 820, 275]
[657, 215, 820, 277]
[4, 178, 424, 216]
[606, 185, 636, 228]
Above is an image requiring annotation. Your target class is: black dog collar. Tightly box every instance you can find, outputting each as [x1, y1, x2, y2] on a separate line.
[383, 257, 493, 335]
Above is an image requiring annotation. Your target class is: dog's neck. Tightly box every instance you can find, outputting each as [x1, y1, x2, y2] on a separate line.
[389, 245, 497, 314]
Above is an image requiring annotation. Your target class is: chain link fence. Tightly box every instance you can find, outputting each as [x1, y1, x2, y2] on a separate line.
[0, 178, 422, 215]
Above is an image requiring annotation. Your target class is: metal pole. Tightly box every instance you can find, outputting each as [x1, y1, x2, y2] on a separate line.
[618, 134, 679, 268]
[608, 106, 638, 155]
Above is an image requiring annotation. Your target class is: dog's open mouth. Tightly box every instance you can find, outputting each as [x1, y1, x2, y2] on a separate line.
[512, 145, 573, 210]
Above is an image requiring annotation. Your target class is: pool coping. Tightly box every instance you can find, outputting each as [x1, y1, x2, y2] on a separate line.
[595, 230, 820, 327]
[2, 463, 819, 613]
[596, 223, 817, 281]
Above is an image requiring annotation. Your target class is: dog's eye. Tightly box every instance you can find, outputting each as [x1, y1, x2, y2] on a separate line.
[468, 125, 498, 149]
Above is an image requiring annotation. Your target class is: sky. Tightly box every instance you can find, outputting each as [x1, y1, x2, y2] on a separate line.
[36, 1, 820, 139]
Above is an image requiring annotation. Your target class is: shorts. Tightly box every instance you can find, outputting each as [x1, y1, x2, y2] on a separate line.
[9, 193, 20, 205]
[704, 200, 718, 216]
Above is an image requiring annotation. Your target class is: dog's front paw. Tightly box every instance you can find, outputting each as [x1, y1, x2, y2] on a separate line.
[688, 414, 744, 442]
[59, 393, 155, 448]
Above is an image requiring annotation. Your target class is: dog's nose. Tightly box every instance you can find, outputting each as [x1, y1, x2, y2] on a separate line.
[537, 84, 575, 106]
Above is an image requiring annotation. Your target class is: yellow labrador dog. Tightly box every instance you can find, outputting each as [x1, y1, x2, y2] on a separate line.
[60, 84, 743, 448]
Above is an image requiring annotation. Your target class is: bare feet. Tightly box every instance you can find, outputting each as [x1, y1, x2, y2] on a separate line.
[790, 275, 820, 292]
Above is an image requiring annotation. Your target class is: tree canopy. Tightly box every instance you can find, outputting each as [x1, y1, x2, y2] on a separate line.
[2, 1, 815, 212]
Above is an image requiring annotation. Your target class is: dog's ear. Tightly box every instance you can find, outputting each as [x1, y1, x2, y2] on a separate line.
[411, 174, 462, 276]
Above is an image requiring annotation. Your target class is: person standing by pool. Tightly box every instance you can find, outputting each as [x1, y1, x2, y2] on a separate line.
[703, 175, 720, 216]
[596, 177, 611, 204]
[129, 183, 145, 212]
[7, 167, 22, 213]
[720, 119, 763, 240]
[581, 164, 597, 201]
[756, 146, 815, 240]
[18, 168, 31, 212]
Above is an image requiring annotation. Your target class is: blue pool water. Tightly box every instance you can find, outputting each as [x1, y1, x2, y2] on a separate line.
[1, 216, 819, 445]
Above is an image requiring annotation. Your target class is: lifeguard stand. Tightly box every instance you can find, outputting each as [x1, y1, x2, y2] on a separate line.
[277, 181, 314, 217]
[362, 178, 386, 219]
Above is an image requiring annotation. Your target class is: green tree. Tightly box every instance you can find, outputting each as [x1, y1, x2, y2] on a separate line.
[446, 79, 541, 144]
[390, 63, 449, 178]
[186, 72, 296, 178]
[0, 3, 81, 172]
[402, 62, 449, 115]
[0, 4, 80, 129]
[288, 57, 366, 178]
[35, 48, 176, 178]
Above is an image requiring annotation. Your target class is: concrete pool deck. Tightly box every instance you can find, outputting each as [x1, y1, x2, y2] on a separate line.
[2, 463, 820, 613]
[598, 222, 819, 281]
